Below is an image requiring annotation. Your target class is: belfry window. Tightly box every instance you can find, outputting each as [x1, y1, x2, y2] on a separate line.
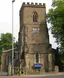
[33, 11, 38, 22]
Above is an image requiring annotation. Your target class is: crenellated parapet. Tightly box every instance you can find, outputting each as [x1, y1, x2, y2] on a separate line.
[22, 2, 45, 8]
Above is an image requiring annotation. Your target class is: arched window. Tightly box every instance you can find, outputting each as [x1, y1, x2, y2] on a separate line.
[33, 11, 38, 22]
[36, 52, 39, 63]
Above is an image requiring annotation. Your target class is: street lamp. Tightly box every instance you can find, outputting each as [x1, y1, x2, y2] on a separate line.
[12, 0, 15, 75]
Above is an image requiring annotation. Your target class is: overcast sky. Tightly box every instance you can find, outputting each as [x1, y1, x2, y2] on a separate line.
[0, 0, 58, 49]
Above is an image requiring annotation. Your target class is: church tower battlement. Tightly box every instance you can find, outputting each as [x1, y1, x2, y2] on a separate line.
[19, 2, 54, 74]
[22, 2, 45, 7]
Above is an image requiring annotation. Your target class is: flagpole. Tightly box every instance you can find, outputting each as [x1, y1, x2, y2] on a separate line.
[12, 0, 15, 75]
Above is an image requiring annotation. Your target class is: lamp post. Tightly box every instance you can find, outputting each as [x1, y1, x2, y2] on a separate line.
[12, 0, 15, 75]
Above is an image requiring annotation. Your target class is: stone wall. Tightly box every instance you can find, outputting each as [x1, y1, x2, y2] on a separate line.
[19, 2, 54, 74]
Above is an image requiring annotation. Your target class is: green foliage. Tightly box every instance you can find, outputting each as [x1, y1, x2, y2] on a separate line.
[47, 0, 64, 71]
[47, 0, 64, 53]
[0, 33, 16, 64]
[0, 33, 12, 50]
[0, 47, 2, 64]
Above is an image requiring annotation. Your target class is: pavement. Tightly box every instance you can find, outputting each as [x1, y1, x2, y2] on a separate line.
[0, 74, 64, 78]
[12, 72, 64, 77]
[0, 72, 64, 77]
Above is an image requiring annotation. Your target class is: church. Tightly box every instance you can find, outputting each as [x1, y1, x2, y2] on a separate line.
[18, 2, 57, 74]
[0, 2, 59, 75]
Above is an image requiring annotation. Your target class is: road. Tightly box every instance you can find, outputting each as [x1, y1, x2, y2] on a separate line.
[0, 74, 64, 78]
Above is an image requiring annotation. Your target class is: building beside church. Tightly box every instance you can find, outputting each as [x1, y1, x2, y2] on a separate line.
[1, 48, 19, 74]
[19, 2, 57, 74]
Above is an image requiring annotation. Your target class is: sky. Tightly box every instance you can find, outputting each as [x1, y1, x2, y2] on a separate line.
[0, 0, 58, 49]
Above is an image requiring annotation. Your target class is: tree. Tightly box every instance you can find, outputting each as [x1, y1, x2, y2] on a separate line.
[0, 33, 13, 55]
[47, 0, 64, 53]
[47, 0, 64, 71]
[0, 33, 16, 64]
[0, 33, 13, 50]
[0, 33, 16, 53]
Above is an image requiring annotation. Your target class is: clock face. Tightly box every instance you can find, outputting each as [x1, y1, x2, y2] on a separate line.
[33, 28, 39, 34]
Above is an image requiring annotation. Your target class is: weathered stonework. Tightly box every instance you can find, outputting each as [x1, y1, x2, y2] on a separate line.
[19, 2, 54, 74]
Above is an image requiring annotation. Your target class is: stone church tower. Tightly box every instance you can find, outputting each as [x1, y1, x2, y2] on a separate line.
[19, 2, 53, 74]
